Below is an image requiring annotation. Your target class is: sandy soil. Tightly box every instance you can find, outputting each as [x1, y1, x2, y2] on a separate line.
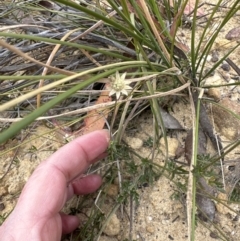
[0, 0, 240, 241]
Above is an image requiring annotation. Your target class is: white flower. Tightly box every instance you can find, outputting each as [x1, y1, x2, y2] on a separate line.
[109, 71, 132, 99]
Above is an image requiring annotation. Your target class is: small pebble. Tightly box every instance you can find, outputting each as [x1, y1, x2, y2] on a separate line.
[221, 63, 230, 72]
[203, 67, 215, 77]
[0, 186, 8, 196]
[0, 203, 5, 211]
[168, 235, 174, 240]
[211, 51, 219, 62]
[207, 88, 221, 102]
[148, 216, 153, 221]
[210, 231, 219, 239]
[228, 165, 235, 171]
[225, 26, 240, 40]
[220, 70, 231, 81]
[146, 226, 155, 233]
[233, 215, 239, 221]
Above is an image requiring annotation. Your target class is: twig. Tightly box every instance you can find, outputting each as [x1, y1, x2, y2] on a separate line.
[0, 81, 190, 121]
[37, 28, 82, 107]
[225, 58, 240, 76]
[0, 39, 74, 75]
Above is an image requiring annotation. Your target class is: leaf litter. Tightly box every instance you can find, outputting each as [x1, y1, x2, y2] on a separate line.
[0, 0, 240, 241]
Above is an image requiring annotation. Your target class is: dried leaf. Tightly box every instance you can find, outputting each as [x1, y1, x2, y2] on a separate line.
[82, 84, 112, 134]
[160, 107, 184, 130]
[196, 177, 216, 222]
[185, 129, 216, 222]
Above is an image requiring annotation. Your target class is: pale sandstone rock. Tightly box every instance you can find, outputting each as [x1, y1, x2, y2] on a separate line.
[18, 160, 36, 182]
[222, 127, 238, 140]
[98, 236, 118, 241]
[146, 225, 155, 233]
[212, 98, 240, 140]
[159, 137, 179, 157]
[125, 136, 143, 149]
[103, 213, 121, 236]
[105, 184, 118, 197]
[216, 192, 233, 215]
[207, 88, 221, 102]
[8, 177, 24, 195]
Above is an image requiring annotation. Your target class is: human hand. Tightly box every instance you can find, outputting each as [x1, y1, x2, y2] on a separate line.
[0, 130, 110, 241]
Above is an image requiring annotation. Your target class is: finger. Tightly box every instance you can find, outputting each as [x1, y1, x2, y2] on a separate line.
[66, 151, 107, 183]
[47, 129, 110, 182]
[67, 174, 102, 200]
[72, 174, 102, 195]
[16, 130, 109, 216]
[90, 152, 108, 165]
[60, 213, 80, 234]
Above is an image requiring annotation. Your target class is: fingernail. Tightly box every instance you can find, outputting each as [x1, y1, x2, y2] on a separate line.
[102, 129, 110, 142]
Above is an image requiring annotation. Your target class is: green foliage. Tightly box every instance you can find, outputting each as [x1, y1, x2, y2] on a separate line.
[1, 0, 240, 240]
[230, 183, 240, 203]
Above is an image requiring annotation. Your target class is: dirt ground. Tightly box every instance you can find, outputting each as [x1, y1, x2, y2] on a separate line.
[0, 0, 240, 240]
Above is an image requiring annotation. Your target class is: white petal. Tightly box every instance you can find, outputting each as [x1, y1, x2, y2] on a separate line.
[120, 72, 127, 81]
[125, 84, 132, 90]
[116, 91, 121, 99]
[116, 71, 120, 80]
[109, 89, 116, 96]
[121, 90, 128, 96]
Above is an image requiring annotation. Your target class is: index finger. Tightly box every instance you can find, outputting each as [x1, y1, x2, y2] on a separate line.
[11, 130, 110, 221]
[47, 129, 110, 182]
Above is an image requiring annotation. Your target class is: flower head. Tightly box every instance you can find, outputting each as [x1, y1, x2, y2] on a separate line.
[109, 71, 132, 99]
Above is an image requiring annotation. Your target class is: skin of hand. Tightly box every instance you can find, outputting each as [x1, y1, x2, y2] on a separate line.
[0, 130, 110, 241]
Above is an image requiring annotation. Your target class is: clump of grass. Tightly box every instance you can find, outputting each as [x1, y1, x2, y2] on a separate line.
[0, 0, 240, 240]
